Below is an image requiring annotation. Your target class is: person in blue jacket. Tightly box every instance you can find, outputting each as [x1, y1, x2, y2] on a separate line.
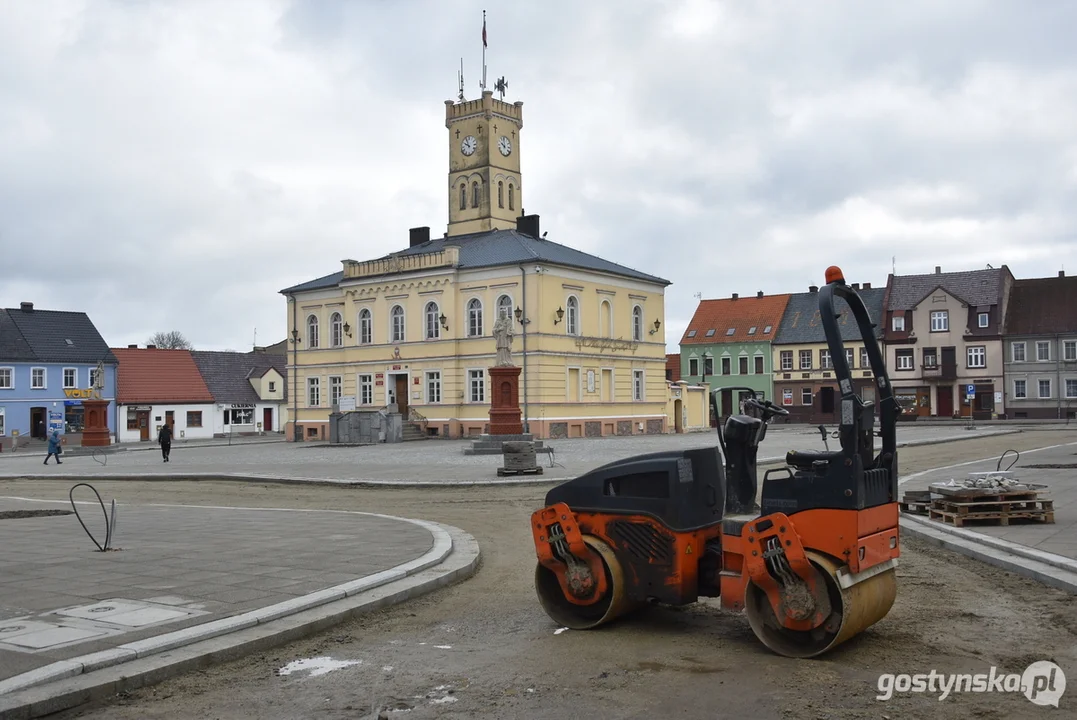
[44, 430, 63, 465]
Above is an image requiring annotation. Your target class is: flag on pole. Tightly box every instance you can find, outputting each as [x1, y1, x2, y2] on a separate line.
[482, 16, 487, 47]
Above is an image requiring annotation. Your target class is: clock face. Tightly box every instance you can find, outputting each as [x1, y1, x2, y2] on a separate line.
[461, 135, 477, 156]
[498, 135, 512, 156]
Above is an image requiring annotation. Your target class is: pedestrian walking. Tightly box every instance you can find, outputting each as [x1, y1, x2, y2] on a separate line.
[158, 423, 172, 462]
[44, 430, 63, 465]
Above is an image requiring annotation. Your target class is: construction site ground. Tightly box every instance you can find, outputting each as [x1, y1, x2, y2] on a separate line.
[2, 428, 1075, 719]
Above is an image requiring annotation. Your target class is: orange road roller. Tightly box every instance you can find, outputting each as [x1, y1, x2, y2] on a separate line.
[531, 267, 900, 657]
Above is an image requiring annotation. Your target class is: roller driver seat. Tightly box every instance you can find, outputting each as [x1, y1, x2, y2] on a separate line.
[785, 448, 843, 471]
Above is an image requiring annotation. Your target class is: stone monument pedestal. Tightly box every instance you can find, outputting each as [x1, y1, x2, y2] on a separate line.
[80, 399, 111, 447]
[488, 366, 523, 435]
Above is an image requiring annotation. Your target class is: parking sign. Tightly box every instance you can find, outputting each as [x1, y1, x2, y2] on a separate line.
[966, 384, 976, 396]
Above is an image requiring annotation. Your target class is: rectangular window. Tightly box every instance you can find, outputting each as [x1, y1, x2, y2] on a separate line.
[63, 368, 77, 388]
[329, 375, 342, 406]
[426, 371, 441, 403]
[892, 315, 905, 332]
[359, 374, 373, 405]
[739, 356, 748, 374]
[186, 411, 202, 427]
[896, 350, 914, 370]
[704, 357, 714, 376]
[844, 348, 854, 368]
[1013, 379, 1026, 399]
[930, 310, 948, 332]
[801, 387, 812, 405]
[721, 357, 730, 375]
[967, 346, 986, 368]
[469, 369, 485, 402]
[820, 350, 832, 370]
[633, 370, 644, 401]
[780, 351, 793, 371]
[31, 367, 45, 389]
[269, 381, 276, 392]
[307, 377, 320, 407]
[799, 350, 812, 370]
[689, 358, 699, 376]
[229, 408, 254, 425]
[1039, 379, 1051, 399]
[860, 348, 869, 368]
[1012, 342, 1026, 362]
[1066, 379, 1077, 398]
[922, 347, 937, 367]
[978, 312, 989, 328]
[1037, 341, 1050, 361]
[754, 355, 764, 374]
[1065, 340, 1077, 362]
[0, 368, 11, 389]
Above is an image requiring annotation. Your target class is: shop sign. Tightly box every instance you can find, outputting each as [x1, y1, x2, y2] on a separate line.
[782, 389, 793, 406]
[230, 403, 255, 409]
[64, 388, 102, 400]
[391, 365, 401, 371]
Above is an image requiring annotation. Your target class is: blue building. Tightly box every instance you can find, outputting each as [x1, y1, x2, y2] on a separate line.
[0, 302, 118, 445]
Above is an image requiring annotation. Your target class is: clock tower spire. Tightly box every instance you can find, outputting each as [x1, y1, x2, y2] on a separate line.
[444, 89, 523, 237]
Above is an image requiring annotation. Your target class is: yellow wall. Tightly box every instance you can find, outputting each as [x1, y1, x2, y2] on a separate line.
[283, 259, 669, 440]
[250, 369, 285, 402]
[665, 381, 711, 433]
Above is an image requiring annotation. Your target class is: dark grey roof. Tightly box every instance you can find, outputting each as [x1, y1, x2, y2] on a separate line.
[279, 228, 670, 294]
[773, 287, 886, 345]
[0, 306, 117, 364]
[887, 268, 1004, 310]
[190, 350, 288, 404]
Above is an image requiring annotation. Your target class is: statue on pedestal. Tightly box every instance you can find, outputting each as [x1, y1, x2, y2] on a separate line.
[493, 314, 515, 367]
[94, 359, 105, 392]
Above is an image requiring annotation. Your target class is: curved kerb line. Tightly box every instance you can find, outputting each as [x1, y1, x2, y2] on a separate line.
[0, 506, 454, 697]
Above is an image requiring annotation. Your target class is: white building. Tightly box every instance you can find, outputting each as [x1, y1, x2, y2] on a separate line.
[112, 346, 217, 442]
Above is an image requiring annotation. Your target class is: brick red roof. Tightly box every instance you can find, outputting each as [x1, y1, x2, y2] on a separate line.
[665, 353, 681, 382]
[112, 347, 215, 404]
[681, 294, 791, 345]
[1003, 275, 1077, 335]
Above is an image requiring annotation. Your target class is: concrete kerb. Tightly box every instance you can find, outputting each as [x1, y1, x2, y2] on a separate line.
[0, 518, 480, 720]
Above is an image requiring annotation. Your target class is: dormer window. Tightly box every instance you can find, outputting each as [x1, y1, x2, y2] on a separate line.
[978, 312, 989, 328]
[748, 326, 757, 335]
[892, 315, 905, 332]
[269, 381, 276, 392]
[705, 329, 715, 337]
[726, 328, 735, 336]
[687, 330, 697, 338]
[763, 325, 772, 334]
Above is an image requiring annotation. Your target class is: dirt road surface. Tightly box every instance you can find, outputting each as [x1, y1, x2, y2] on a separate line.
[6, 430, 1075, 720]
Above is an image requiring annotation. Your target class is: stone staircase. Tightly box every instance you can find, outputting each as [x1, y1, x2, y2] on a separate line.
[402, 420, 428, 442]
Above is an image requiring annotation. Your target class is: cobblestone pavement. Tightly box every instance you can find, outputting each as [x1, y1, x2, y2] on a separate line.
[0, 424, 1025, 485]
[0, 495, 434, 685]
[901, 438, 1077, 559]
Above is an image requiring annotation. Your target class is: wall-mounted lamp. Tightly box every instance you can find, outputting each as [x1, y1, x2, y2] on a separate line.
[554, 306, 564, 325]
[342, 321, 352, 338]
[514, 306, 530, 324]
[290, 329, 301, 344]
[439, 313, 448, 330]
[649, 319, 661, 335]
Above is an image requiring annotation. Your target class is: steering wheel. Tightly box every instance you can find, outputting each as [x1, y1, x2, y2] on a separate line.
[746, 398, 789, 416]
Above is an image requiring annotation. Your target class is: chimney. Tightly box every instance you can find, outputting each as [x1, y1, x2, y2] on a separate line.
[147, 344, 157, 350]
[128, 344, 137, 349]
[756, 291, 763, 298]
[731, 293, 738, 300]
[409, 226, 430, 247]
[1060, 270, 1066, 278]
[851, 283, 860, 290]
[935, 266, 941, 274]
[19, 302, 33, 312]
[864, 282, 871, 289]
[515, 213, 540, 239]
[809, 285, 818, 293]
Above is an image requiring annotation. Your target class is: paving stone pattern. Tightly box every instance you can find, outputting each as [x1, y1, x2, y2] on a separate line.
[0, 498, 433, 682]
[0, 425, 1020, 485]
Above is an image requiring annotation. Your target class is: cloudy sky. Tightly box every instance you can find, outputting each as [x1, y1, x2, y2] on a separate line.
[2, 0, 1075, 353]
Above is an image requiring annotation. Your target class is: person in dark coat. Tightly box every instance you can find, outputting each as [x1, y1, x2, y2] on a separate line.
[44, 430, 62, 464]
[158, 423, 172, 462]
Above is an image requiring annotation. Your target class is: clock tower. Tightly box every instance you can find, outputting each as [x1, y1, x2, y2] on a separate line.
[445, 89, 524, 237]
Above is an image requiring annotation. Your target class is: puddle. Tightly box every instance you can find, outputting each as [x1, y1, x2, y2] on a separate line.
[277, 656, 362, 677]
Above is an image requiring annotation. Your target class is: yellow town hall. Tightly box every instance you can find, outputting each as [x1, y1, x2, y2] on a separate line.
[280, 88, 680, 441]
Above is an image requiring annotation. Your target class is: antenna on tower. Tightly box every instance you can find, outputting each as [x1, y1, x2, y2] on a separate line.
[457, 58, 465, 101]
[693, 292, 702, 302]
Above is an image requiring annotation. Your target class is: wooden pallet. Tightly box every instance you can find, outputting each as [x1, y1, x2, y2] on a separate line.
[927, 496, 1054, 527]
[899, 490, 932, 515]
[496, 466, 544, 477]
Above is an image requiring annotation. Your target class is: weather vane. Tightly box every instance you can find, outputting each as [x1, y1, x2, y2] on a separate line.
[494, 75, 508, 100]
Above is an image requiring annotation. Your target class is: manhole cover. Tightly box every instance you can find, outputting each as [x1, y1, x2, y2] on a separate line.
[0, 625, 26, 633]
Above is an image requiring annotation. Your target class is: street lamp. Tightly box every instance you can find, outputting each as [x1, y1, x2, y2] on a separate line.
[649, 319, 662, 335]
[439, 313, 448, 330]
[514, 306, 530, 324]
[289, 328, 301, 441]
[553, 306, 564, 325]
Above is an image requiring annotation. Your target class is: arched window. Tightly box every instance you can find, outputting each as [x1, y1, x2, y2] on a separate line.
[508, 183, 515, 210]
[358, 308, 372, 344]
[467, 298, 483, 337]
[601, 300, 613, 338]
[497, 294, 512, 319]
[497, 181, 504, 208]
[307, 314, 319, 348]
[459, 182, 466, 210]
[330, 312, 343, 347]
[566, 296, 579, 336]
[425, 301, 440, 340]
[472, 181, 480, 208]
[632, 305, 643, 342]
[390, 305, 405, 343]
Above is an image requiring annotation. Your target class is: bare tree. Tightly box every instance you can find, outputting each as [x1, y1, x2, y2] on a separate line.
[147, 331, 193, 350]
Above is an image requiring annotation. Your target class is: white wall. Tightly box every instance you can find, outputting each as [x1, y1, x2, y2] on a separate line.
[209, 403, 285, 436]
[117, 403, 217, 442]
